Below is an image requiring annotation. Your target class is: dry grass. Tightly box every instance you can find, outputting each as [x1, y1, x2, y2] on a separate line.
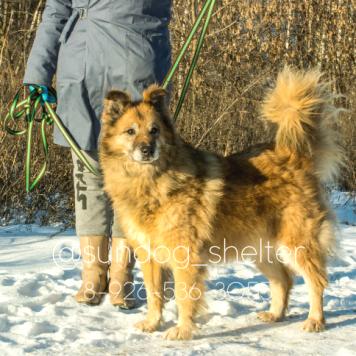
[0, 0, 355, 226]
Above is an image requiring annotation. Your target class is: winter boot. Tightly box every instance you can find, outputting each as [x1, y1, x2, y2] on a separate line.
[108, 237, 136, 309]
[75, 235, 109, 305]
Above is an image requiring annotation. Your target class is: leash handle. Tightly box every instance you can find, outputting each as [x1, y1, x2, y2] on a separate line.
[4, 85, 102, 192]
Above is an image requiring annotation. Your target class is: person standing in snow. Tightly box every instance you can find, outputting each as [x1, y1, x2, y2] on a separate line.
[23, 0, 172, 309]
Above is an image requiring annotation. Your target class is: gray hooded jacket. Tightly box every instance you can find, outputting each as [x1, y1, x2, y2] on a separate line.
[23, 0, 172, 150]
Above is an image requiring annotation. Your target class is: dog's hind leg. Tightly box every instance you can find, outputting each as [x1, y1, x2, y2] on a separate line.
[282, 218, 330, 332]
[133, 258, 165, 333]
[257, 262, 294, 323]
[297, 249, 328, 332]
[164, 259, 208, 341]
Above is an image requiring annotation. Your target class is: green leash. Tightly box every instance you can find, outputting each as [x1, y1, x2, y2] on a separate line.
[3, 0, 215, 191]
[4, 85, 102, 192]
[162, 0, 216, 122]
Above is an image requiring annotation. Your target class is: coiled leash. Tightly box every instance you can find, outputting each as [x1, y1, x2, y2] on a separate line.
[3, 0, 215, 191]
[4, 85, 102, 192]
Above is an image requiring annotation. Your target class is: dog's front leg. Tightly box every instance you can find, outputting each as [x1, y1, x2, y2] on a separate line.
[133, 258, 164, 333]
[164, 262, 207, 341]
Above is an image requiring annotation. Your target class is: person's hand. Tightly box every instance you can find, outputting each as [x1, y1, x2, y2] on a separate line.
[29, 85, 56, 105]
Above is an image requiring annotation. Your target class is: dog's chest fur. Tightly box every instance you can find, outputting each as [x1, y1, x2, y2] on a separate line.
[104, 151, 224, 253]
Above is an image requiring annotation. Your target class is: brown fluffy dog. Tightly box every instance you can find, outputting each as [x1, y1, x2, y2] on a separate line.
[99, 67, 344, 340]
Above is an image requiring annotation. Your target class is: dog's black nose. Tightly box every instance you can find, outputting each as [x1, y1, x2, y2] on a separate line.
[141, 146, 155, 157]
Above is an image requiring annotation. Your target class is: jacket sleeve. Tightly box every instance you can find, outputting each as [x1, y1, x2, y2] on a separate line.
[23, 0, 72, 87]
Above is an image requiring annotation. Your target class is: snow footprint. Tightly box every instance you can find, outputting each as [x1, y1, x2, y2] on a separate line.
[18, 280, 50, 297]
[0, 276, 15, 287]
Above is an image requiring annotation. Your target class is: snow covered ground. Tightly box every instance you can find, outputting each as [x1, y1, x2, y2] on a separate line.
[0, 190, 355, 355]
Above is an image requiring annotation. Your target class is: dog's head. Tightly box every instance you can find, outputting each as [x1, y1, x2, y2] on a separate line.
[100, 85, 176, 168]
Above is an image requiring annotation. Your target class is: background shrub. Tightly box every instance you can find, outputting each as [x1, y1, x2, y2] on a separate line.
[0, 0, 355, 227]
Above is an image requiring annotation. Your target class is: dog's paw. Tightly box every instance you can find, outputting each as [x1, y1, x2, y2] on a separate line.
[163, 326, 193, 341]
[301, 318, 325, 332]
[257, 311, 279, 323]
[133, 320, 159, 333]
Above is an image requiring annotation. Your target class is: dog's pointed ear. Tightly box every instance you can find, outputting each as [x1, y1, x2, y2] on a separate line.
[143, 85, 169, 108]
[102, 89, 131, 122]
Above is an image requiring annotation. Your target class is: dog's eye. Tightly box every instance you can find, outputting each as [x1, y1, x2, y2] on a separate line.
[151, 127, 159, 134]
[127, 129, 135, 135]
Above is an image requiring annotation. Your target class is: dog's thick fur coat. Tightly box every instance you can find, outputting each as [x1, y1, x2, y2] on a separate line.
[99, 67, 344, 340]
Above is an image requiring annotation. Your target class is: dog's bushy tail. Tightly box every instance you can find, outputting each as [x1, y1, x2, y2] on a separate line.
[261, 66, 345, 184]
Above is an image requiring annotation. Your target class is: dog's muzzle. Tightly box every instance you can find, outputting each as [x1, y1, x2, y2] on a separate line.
[132, 144, 158, 163]
[141, 145, 155, 160]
